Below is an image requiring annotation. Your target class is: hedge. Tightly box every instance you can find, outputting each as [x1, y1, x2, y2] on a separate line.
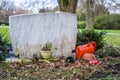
[77, 21, 86, 29]
[94, 14, 120, 30]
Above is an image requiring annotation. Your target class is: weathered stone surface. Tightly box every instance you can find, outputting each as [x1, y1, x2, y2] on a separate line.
[9, 12, 77, 59]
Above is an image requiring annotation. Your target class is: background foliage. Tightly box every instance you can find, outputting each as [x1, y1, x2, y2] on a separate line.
[76, 30, 106, 50]
[94, 14, 120, 30]
[0, 27, 9, 61]
[77, 14, 120, 30]
[95, 44, 120, 58]
[77, 21, 86, 29]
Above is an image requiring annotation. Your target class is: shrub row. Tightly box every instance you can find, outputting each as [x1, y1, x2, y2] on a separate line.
[77, 14, 120, 30]
[77, 21, 86, 29]
[77, 13, 86, 21]
[94, 14, 120, 29]
[76, 30, 106, 50]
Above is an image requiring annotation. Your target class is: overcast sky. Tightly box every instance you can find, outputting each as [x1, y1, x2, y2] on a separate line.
[1, 0, 120, 13]
[11, 0, 58, 9]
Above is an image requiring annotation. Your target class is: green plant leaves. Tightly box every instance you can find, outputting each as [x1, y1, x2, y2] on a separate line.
[76, 30, 106, 50]
[41, 43, 52, 51]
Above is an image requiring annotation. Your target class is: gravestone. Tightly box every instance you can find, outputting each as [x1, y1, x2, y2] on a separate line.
[9, 12, 77, 59]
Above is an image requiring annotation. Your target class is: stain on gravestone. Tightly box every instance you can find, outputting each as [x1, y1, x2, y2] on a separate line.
[9, 12, 77, 59]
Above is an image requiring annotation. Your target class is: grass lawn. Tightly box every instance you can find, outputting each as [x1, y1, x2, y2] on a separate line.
[104, 34, 120, 46]
[95, 29, 120, 46]
[78, 29, 120, 34]
[95, 29, 120, 34]
[77, 21, 86, 24]
[0, 26, 10, 43]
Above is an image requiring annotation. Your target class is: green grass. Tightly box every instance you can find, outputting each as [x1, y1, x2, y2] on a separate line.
[95, 29, 120, 46]
[78, 29, 120, 34]
[77, 21, 86, 24]
[95, 29, 120, 34]
[0, 26, 10, 43]
[104, 34, 120, 46]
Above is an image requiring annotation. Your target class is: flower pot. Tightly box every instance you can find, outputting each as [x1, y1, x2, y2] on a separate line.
[40, 50, 52, 59]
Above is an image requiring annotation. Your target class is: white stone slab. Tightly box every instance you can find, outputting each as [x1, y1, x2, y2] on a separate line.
[9, 12, 77, 59]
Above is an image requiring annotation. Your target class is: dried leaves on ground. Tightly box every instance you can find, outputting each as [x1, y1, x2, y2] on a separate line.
[0, 57, 120, 80]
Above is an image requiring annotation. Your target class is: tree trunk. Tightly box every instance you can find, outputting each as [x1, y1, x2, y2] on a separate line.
[85, 0, 94, 30]
[57, 0, 78, 14]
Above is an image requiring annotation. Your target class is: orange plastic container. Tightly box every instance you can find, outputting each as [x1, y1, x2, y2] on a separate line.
[76, 42, 96, 59]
